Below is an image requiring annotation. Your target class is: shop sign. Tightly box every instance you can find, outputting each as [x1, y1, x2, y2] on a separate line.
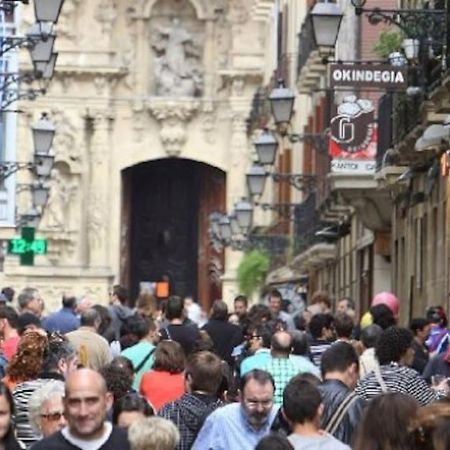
[330, 64, 407, 90]
[329, 95, 377, 174]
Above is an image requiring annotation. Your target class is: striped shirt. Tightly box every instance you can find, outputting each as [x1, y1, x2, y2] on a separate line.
[355, 363, 440, 406]
[310, 340, 332, 367]
[13, 378, 48, 448]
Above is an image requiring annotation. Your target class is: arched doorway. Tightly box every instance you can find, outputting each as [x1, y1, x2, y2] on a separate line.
[120, 159, 225, 310]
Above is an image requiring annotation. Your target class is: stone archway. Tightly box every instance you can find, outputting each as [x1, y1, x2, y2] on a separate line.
[120, 158, 225, 309]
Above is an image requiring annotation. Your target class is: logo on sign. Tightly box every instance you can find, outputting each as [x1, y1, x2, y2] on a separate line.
[330, 95, 375, 154]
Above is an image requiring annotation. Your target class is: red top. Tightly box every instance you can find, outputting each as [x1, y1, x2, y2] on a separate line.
[139, 370, 185, 411]
[1, 336, 20, 361]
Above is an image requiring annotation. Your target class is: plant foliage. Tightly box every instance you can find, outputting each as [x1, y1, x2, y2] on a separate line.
[373, 30, 404, 59]
[237, 249, 270, 297]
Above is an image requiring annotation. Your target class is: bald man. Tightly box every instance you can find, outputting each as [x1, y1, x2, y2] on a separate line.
[262, 331, 316, 406]
[32, 368, 130, 450]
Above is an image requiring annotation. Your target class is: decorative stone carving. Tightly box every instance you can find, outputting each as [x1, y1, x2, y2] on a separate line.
[57, 0, 81, 42]
[50, 109, 81, 171]
[88, 193, 106, 251]
[147, 98, 200, 156]
[229, 0, 250, 25]
[40, 165, 79, 265]
[44, 231, 78, 265]
[201, 102, 217, 144]
[95, 0, 117, 34]
[151, 17, 203, 97]
[41, 166, 78, 232]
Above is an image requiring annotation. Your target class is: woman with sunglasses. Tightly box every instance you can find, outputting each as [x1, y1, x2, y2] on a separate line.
[0, 381, 24, 449]
[28, 380, 66, 441]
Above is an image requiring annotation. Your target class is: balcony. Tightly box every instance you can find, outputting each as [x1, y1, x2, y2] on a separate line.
[296, 17, 327, 94]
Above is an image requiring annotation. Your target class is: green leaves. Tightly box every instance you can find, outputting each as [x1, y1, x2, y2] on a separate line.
[237, 250, 270, 297]
[373, 30, 404, 58]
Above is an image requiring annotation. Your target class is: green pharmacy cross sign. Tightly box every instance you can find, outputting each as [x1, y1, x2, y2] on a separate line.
[8, 227, 47, 266]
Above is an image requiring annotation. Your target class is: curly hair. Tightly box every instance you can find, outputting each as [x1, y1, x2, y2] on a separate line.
[99, 364, 133, 403]
[375, 326, 413, 365]
[6, 332, 48, 382]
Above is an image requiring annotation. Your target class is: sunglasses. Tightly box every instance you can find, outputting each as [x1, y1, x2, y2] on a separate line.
[41, 411, 64, 422]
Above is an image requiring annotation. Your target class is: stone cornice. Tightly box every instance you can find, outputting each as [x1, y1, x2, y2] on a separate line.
[54, 66, 128, 79]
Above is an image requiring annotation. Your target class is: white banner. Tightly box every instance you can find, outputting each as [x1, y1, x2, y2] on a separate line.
[331, 159, 376, 174]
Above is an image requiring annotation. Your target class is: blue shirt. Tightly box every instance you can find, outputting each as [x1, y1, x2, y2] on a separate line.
[240, 349, 271, 376]
[43, 307, 80, 334]
[192, 402, 278, 450]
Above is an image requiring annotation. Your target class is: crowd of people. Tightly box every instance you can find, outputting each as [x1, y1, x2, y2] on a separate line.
[0, 285, 449, 449]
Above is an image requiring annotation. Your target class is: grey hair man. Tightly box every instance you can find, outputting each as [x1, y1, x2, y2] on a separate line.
[28, 380, 66, 439]
[32, 369, 131, 449]
[17, 287, 42, 317]
[66, 308, 112, 370]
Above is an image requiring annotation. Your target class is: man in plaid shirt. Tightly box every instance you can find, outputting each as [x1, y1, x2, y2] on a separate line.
[262, 331, 312, 405]
[158, 351, 223, 449]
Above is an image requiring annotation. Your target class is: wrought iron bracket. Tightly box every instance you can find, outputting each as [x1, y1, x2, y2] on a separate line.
[0, 161, 33, 182]
[230, 234, 289, 255]
[355, 7, 446, 41]
[287, 132, 329, 154]
[256, 202, 299, 220]
[271, 173, 319, 192]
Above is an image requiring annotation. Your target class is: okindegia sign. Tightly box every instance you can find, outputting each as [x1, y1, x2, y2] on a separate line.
[329, 64, 407, 90]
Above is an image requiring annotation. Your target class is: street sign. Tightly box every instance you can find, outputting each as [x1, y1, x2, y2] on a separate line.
[7, 227, 47, 266]
[329, 64, 407, 90]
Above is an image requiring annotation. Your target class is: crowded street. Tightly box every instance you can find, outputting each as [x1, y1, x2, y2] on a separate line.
[0, 0, 450, 449]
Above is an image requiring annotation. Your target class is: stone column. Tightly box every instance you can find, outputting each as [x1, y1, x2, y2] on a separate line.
[87, 109, 113, 268]
[221, 79, 253, 306]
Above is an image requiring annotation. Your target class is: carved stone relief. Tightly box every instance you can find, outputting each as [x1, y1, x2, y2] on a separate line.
[40, 163, 79, 265]
[88, 193, 106, 251]
[57, 0, 81, 42]
[148, 0, 204, 97]
[95, 0, 117, 34]
[150, 17, 204, 97]
[50, 108, 82, 172]
[147, 98, 200, 156]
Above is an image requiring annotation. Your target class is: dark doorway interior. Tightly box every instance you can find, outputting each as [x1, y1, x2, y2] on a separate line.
[123, 159, 225, 308]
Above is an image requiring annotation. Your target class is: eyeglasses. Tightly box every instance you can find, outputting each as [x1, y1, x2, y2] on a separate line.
[41, 411, 64, 422]
[244, 399, 273, 409]
[247, 335, 262, 341]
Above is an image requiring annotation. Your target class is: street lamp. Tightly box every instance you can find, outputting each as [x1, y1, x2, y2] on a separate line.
[246, 164, 267, 197]
[234, 198, 253, 231]
[218, 215, 232, 242]
[31, 181, 50, 208]
[310, 0, 344, 48]
[254, 129, 278, 165]
[34, 52, 58, 80]
[32, 112, 56, 154]
[34, 149, 55, 178]
[27, 23, 56, 64]
[269, 80, 295, 125]
[34, 0, 65, 24]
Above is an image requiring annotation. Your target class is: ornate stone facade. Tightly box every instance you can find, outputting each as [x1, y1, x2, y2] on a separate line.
[3, 0, 276, 311]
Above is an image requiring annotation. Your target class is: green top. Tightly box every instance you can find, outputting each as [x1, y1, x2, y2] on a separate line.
[121, 341, 155, 390]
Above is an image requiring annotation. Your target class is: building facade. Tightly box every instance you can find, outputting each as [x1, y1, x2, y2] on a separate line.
[1, 0, 282, 310]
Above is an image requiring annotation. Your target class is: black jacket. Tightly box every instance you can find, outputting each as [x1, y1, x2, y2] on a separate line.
[30, 426, 130, 450]
[318, 379, 366, 446]
[202, 320, 243, 366]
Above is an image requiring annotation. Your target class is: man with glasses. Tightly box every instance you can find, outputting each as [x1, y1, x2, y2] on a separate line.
[193, 369, 278, 450]
[240, 323, 272, 376]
